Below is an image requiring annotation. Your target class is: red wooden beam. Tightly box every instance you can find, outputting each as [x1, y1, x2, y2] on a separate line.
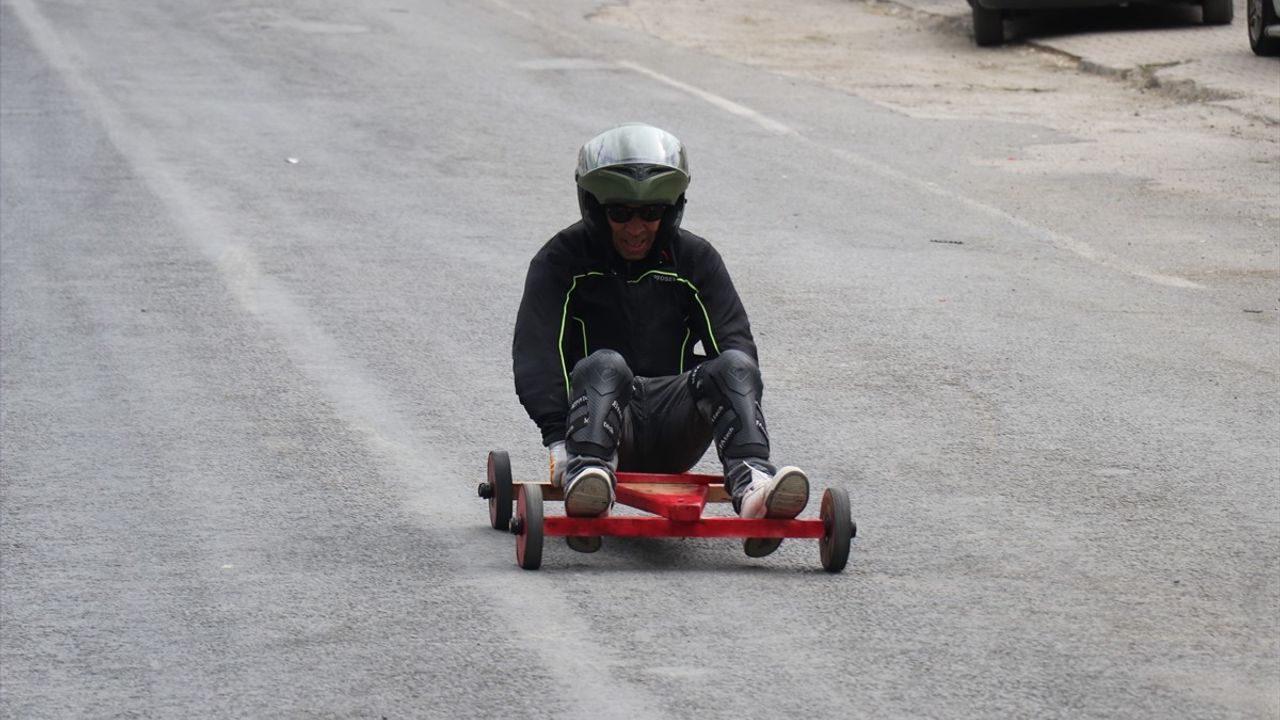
[544, 516, 826, 539]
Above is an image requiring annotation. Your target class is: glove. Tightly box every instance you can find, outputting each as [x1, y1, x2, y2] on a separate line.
[548, 441, 567, 487]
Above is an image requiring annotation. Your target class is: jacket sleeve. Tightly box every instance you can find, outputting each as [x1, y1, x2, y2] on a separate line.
[688, 240, 758, 362]
[512, 243, 571, 446]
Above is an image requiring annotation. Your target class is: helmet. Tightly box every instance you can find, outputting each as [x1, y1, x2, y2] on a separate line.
[575, 125, 690, 248]
[576, 123, 690, 206]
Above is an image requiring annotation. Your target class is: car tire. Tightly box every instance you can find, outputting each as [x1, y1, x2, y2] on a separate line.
[1248, 0, 1280, 54]
[972, 4, 1005, 46]
[1203, 0, 1233, 25]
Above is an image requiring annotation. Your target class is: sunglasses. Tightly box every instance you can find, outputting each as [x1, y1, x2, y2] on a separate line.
[605, 205, 668, 223]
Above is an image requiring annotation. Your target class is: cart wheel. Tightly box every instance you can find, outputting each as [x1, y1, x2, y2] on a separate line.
[486, 450, 513, 531]
[819, 487, 854, 573]
[514, 483, 544, 570]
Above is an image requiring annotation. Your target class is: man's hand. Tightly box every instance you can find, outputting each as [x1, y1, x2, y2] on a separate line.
[548, 440, 567, 487]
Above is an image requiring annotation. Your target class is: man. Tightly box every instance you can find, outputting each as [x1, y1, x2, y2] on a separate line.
[512, 123, 808, 557]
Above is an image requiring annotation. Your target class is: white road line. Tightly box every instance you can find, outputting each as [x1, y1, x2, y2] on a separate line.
[617, 60, 797, 136]
[818, 145, 1206, 290]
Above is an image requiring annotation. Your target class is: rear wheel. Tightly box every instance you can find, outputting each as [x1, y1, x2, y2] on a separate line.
[972, 4, 1005, 46]
[1249, 0, 1280, 54]
[1203, 0, 1233, 25]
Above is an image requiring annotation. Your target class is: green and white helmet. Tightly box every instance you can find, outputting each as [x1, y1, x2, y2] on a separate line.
[575, 124, 690, 232]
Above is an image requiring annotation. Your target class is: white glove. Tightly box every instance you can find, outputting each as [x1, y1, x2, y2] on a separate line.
[548, 441, 568, 487]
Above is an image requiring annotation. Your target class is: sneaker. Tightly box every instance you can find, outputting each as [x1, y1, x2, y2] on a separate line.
[563, 466, 615, 518]
[738, 464, 809, 558]
[739, 464, 809, 519]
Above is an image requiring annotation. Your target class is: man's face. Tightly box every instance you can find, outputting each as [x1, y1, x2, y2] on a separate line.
[605, 204, 666, 261]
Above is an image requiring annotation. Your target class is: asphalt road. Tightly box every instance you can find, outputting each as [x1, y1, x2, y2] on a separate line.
[2, 0, 1276, 718]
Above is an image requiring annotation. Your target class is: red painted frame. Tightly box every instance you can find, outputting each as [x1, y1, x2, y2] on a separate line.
[535, 470, 826, 539]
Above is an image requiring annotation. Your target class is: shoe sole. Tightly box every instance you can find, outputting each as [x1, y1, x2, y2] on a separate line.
[564, 472, 612, 517]
[745, 468, 809, 558]
[743, 537, 783, 557]
[764, 468, 809, 519]
[566, 536, 603, 553]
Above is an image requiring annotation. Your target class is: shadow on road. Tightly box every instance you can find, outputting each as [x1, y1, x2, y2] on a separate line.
[1003, 3, 1211, 44]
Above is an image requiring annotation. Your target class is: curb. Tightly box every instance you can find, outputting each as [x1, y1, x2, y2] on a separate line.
[872, 0, 1280, 125]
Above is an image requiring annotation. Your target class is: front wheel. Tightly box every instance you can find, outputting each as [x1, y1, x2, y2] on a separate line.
[972, 4, 1005, 46]
[514, 483, 544, 570]
[819, 487, 855, 573]
[1203, 0, 1234, 25]
[486, 450, 513, 531]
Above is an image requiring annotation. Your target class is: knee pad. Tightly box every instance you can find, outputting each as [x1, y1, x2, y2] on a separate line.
[689, 349, 770, 461]
[566, 350, 634, 459]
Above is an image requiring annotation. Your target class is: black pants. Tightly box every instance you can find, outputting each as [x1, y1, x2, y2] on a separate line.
[615, 373, 714, 474]
[565, 349, 772, 497]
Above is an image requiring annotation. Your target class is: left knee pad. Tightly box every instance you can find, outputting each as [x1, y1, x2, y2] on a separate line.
[689, 349, 770, 461]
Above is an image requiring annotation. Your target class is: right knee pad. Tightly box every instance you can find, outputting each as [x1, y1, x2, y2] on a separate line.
[689, 349, 770, 461]
[566, 350, 634, 460]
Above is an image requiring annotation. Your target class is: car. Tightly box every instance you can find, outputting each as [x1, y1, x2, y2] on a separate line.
[967, 0, 1233, 46]
[1248, 0, 1280, 54]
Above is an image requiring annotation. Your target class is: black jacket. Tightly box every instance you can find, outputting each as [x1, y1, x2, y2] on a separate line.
[512, 221, 757, 445]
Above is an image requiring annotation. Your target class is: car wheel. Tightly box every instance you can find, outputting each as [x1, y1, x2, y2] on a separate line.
[972, 4, 1005, 46]
[1248, 0, 1280, 54]
[1203, 0, 1233, 25]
